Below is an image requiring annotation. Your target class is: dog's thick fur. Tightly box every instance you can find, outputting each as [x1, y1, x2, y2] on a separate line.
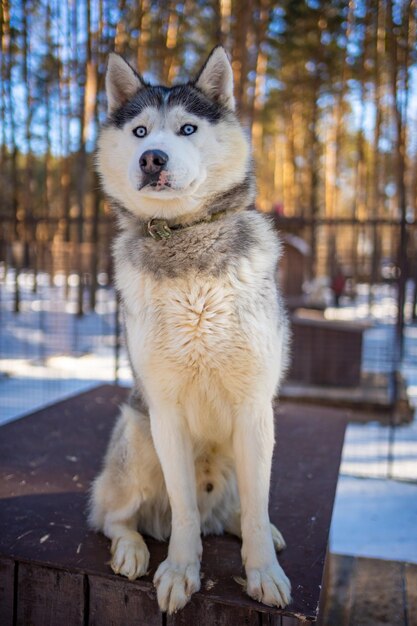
[89, 46, 291, 614]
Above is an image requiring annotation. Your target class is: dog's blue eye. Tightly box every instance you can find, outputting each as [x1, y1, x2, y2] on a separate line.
[133, 126, 147, 138]
[180, 124, 197, 136]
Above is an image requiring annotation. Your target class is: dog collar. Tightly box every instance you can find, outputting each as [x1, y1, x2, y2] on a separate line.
[146, 209, 228, 241]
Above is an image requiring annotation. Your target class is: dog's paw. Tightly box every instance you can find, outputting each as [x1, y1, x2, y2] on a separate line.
[154, 558, 200, 614]
[246, 561, 291, 608]
[110, 535, 150, 581]
[270, 523, 286, 552]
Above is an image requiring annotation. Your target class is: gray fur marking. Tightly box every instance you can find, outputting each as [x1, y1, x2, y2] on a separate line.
[110, 167, 258, 280]
[109, 83, 229, 129]
[124, 210, 259, 279]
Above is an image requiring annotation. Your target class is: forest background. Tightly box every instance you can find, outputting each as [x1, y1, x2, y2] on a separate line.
[0, 0, 416, 298]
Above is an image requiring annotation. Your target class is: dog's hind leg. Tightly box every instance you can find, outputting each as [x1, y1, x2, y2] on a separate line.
[89, 403, 163, 580]
[224, 509, 286, 551]
[105, 506, 149, 581]
[270, 524, 287, 552]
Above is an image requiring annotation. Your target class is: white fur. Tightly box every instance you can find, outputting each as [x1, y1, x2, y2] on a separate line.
[90, 258, 291, 612]
[90, 50, 291, 615]
[97, 106, 249, 221]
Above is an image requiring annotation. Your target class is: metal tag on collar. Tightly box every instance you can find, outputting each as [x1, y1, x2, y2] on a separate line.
[147, 218, 172, 240]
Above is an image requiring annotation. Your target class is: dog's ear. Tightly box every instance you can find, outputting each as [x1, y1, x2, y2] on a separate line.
[106, 53, 145, 114]
[194, 46, 235, 110]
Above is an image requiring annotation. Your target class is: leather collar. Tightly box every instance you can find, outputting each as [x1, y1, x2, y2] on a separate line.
[145, 209, 229, 240]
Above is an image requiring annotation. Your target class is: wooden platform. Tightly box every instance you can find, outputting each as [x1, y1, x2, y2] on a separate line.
[0, 385, 347, 625]
[289, 313, 368, 387]
[322, 554, 417, 626]
[281, 372, 413, 424]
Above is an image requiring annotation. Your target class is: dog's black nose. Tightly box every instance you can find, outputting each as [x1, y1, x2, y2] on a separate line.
[139, 150, 168, 174]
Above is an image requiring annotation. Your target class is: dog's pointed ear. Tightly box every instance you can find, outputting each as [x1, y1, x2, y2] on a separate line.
[106, 53, 145, 113]
[194, 46, 235, 110]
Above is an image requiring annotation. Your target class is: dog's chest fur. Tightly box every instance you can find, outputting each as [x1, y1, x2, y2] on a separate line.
[114, 211, 284, 441]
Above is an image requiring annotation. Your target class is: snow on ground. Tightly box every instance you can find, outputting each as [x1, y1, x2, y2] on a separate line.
[330, 476, 417, 563]
[1, 269, 417, 562]
[340, 418, 417, 482]
[0, 268, 131, 423]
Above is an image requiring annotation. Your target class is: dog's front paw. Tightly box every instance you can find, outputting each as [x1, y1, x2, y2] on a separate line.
[154, 558, 201, 614]
[110, 535, 150, 581]
[246, 561, 291, 608]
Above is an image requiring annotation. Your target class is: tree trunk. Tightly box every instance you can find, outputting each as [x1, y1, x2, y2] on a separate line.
[369, 0, 384, 305]
[232, 0, 253, 119]
[75, 1, 86, 316]
[308, 84, 320, 279]
[387, 0, 411, 361]
[89, 0, 104, 311]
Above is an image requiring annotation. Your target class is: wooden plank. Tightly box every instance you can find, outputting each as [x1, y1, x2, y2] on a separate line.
[281, 617, 303, 626]
[259, 615, 282, 626]
[88, 575, 162, 626]
[167, 598, 260, 625]
[0, 557, 15, 626]
[405, 563, 417, 626]
[16, 563, 85, 626]
[320, 554, 355, 626]
[0, 385, 347, 622]
[315, 548, 330, 626]
[348, 557, 405, 626]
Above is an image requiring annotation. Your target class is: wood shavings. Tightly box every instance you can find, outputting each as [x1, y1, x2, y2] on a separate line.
[204, 578, 217, 591]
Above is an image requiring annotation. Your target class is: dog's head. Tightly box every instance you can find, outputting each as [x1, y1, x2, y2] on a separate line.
[97, 47, 252, 221]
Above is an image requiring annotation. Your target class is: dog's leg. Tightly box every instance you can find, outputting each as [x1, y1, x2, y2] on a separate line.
[233, 400, 291, 608]
[150, 403, 202, 614]
[91, 478, 150, 581]
[89, 404, 159, 581]
[105, 513, 150, 581]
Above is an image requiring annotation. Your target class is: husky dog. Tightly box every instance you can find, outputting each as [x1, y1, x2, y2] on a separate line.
[89, 46, 291, 614]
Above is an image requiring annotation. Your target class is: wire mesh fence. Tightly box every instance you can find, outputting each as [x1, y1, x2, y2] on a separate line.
[0, 214, 416, 481]
[0, 215, 126, 423]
